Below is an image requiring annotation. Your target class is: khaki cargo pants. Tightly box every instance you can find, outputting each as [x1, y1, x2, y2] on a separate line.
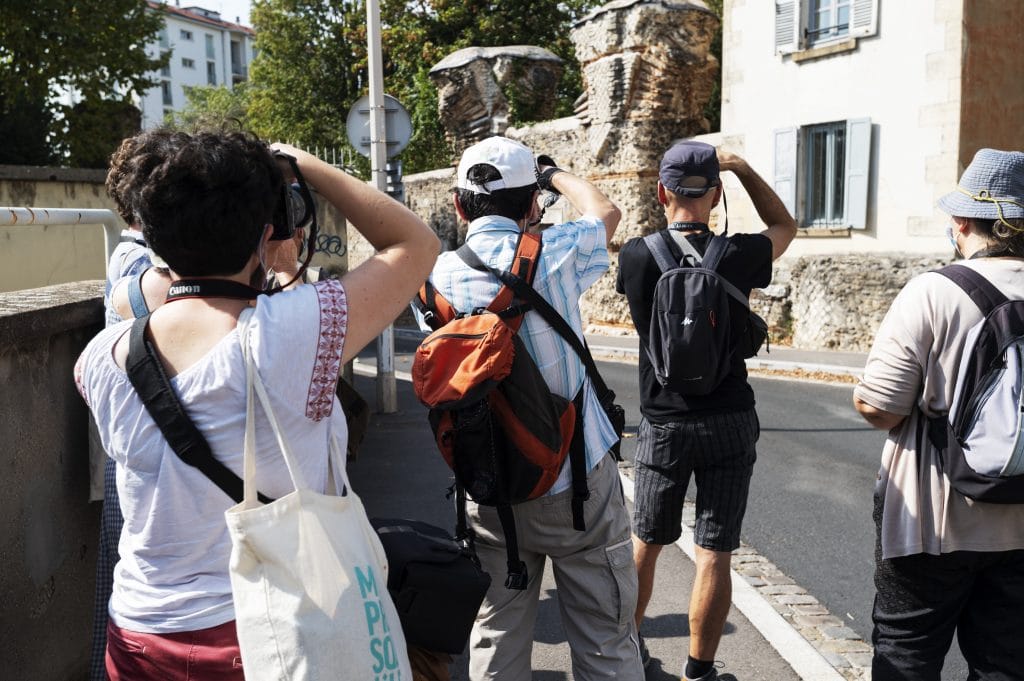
[466, 453, 644, 680]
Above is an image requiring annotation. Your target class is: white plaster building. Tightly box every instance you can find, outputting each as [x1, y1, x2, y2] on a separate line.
[137, 2, 254, 129]
[713, 0, 1024, 256]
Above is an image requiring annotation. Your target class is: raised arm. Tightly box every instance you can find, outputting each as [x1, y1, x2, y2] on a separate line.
[271, 144, 440, 365]
[543, 164, 622, 242]
[717, 150, 797, 260]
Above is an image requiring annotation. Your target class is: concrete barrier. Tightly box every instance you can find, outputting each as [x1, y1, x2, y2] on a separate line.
[0, 282, 104, 681]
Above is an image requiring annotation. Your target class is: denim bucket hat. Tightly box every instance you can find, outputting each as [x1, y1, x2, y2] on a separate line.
[938, 148, 1024, 226]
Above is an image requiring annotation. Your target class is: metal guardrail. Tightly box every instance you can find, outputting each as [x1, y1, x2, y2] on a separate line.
[2, 207, 121, 266]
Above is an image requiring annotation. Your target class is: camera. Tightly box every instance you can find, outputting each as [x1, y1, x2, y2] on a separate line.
[271, 182, 316, 240]
[270, 150, 317, 240]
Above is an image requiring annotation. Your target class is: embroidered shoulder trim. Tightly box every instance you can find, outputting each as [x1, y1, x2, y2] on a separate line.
[306, 280, 348, 421]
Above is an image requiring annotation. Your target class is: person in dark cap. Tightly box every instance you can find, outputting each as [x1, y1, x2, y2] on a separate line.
[854, 147, 1024, 680]
[616, 140, 796, 680]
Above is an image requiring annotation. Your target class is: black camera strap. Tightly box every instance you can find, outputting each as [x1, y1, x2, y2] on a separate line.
[125, 314, 274, 505]
[165, 278, 261, 303]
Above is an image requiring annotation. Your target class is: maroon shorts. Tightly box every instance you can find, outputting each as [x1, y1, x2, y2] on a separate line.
[105, 619, 244, 681]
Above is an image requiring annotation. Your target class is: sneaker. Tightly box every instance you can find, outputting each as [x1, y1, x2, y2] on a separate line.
[637, 634, 652, 669]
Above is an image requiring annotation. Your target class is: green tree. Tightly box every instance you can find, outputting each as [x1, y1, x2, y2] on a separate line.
[0, 0, 166, 165]
[247, 0, 366, 155]
[242, 0, 603, 176]
[64, 98, 143, 168]
[168, 83, 251, 131]
[382, 0, 600, 170]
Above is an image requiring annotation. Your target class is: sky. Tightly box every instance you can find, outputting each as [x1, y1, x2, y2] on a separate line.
[205, 0, 252, 26]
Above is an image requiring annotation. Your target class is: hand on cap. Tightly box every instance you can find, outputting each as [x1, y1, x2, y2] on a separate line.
[716, 149, 745, 173]
[535, 154, 564, 194]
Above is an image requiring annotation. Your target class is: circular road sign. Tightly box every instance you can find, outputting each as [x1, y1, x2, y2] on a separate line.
[346, 94, 413, 160]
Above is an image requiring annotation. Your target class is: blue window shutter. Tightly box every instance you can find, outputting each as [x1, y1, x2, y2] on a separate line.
[844, 118, 872, 229]
[775, 1, 799, 54]
[773, 127, 799, 219]
[851, 0, 878, 37]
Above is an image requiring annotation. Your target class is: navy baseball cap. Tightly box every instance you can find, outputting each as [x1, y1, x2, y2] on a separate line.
[659, 140, 720, 198]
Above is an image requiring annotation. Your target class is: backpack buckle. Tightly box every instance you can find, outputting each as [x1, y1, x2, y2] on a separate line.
[504, 564, 529, 590]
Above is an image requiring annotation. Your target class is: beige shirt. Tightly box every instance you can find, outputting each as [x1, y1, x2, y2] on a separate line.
[855, 258, 1024, 559]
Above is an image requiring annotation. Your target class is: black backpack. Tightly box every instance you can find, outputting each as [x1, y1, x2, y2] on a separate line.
[642, 231, 768, 395]
[926, 264, 1024, 503]
[369, 518, 491, 654]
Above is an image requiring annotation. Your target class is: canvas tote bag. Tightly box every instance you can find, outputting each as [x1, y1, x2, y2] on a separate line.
[226, 312, 411, 680]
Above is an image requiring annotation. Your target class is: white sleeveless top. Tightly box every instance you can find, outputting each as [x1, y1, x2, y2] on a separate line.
[75, 280, 349, 633]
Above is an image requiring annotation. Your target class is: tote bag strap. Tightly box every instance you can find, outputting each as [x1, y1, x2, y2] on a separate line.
[238, 309, 348, 505]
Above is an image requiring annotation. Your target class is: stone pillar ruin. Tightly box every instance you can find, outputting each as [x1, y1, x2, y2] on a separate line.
[418, 0, 721, 328]
[571, 0, 719, 167]
[429, 46, 564, 158]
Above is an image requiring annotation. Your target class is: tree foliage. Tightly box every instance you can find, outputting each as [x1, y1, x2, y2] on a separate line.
[184, 0, 722, 174]
[382, 0, 600, 170]
[227, 0, 602, 176]
[168, 83, 250, 131]
[0, 0, 166, 165]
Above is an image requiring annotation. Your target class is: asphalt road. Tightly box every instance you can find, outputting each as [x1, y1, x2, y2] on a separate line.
[358, 341, 970, 678]
[598, 359, 969, 680]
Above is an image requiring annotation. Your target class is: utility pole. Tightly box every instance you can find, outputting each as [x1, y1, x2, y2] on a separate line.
[366, 0, 397, 413]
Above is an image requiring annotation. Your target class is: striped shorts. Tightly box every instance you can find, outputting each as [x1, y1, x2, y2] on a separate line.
[632, 409, 758, 551]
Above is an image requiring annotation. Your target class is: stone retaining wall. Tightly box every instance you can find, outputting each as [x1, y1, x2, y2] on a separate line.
[0, 282, 105, 681]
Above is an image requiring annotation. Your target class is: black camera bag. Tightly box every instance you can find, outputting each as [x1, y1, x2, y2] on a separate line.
[370, 518, 491, 654]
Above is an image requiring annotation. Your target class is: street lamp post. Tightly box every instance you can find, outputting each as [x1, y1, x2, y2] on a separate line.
[365, 0, 397, 414]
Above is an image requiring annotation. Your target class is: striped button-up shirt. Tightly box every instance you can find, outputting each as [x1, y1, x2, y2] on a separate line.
[429, 214, 616, 494]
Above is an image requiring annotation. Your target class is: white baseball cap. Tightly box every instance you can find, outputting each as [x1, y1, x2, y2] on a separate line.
[456, 136, 538, 194]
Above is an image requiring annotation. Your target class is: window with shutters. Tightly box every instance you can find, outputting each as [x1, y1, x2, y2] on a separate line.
[773, 119, 872, 230]
[775, 0, 879, 56]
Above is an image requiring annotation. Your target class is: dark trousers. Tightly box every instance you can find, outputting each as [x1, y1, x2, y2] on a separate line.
[872, 521, 1024, 680]
[91, 458, 124, 681]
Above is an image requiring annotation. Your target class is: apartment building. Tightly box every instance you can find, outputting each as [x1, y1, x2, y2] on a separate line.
[716, 0, 1024, 256]
[138, 2, 254, 128]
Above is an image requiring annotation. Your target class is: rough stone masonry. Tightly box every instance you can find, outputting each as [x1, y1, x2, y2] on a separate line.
[379, 0, 940, 351]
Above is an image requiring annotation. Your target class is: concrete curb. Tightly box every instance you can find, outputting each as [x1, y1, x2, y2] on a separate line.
[618, 474, 850, 681]
[397, 327, 864, 379]
[351, 359, 865, 681]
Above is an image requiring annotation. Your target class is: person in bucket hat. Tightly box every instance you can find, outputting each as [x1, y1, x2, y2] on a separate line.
[617, 140, 796, 680]
[855, 147, 1024, 680]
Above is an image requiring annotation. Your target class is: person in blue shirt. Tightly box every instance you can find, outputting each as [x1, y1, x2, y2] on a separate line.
[427, 136, 642, 681]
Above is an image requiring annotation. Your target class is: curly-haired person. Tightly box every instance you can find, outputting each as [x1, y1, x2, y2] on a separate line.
[76, 130, 439, 680]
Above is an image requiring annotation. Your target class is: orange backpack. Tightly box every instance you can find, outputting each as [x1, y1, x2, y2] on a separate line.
[412, 233, 587, 589]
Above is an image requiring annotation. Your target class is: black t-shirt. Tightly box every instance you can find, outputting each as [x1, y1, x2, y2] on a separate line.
[616, 228, 773, 421]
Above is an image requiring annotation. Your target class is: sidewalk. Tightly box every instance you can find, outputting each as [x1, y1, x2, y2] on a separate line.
[345, 336, 870, 680]
[396, 326, 870, 378]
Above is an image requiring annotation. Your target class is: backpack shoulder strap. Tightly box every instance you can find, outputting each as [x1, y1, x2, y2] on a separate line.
[456, 232, 542, 331]
[643, 232, 680, 273]
[125, 315, 273, 505]
[126, 269, 150, 318]
[700, 234, 730, 272]
[414, 279, 460, 331]
[934, 263, 1009, 315]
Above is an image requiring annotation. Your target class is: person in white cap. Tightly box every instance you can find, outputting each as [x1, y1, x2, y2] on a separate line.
[855, 148, 1024, 680]
[426, 136, 642, 680]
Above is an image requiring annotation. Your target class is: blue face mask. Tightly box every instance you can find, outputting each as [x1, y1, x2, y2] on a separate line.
[945, 223, 961, 256]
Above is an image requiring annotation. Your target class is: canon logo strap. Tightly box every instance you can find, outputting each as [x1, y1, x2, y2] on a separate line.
[165, 278, 261, 303]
